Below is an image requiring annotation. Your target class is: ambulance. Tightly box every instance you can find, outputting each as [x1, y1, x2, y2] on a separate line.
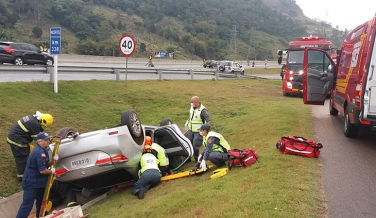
[301, 15, 376, 137]
[278, 36, 333, 96]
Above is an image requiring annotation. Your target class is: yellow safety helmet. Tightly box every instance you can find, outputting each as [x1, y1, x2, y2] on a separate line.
[39, 114, 53, 127]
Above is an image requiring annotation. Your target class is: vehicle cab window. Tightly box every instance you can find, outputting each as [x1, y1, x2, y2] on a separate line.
[307, 50, 331, 72]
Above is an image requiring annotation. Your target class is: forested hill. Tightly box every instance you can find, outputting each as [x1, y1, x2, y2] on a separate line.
[0, 0, 346, 60]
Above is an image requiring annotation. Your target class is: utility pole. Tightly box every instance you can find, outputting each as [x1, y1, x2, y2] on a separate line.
[230, 25, 237, 60]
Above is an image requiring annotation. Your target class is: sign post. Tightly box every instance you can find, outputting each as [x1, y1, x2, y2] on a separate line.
[50, 27, 61, 93]
[119, 35, 136, 86]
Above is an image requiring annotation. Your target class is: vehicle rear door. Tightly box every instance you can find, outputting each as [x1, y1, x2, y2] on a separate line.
[302, 48, 336, 105]
[363, 27, 376, 120]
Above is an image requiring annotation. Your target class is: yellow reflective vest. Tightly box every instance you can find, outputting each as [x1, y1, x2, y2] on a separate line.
[151, 142, 169, 166]
[203, 131, 231, 153]
[188, 104, 206, 132]
[138, 153, 160, 177]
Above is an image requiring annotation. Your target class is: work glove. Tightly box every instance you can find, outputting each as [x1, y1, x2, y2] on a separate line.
[53, 154, 59, 161]
[50, 166, 56, 174]
[35, 111, 42, 120]
[200, 160, 207, 172]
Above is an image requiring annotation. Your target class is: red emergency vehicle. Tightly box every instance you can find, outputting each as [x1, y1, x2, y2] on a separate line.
[301, 15, 376, 137]
[278, 36, 333, 96]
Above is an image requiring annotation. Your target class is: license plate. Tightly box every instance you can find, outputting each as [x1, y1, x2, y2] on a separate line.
[71, 158, 90, 168]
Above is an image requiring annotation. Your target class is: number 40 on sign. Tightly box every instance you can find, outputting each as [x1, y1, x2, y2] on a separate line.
[119, 34, 136, 57]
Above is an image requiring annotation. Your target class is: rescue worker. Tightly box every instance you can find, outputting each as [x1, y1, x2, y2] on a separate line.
[194, 124, 231, 171]
[7, 111, 54, 181]
[133, 144, 161, 199]
[16, 132, 58, 218]
[49, 181, 78, 208]
[186, 96, 211, 163]
[145, 136, 169, 174]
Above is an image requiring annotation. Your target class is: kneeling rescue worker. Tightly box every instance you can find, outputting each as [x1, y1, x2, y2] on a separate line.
[133, 144, 161, 199]
[7, 111, 54, 181]
[194, 124, 231, 171]
[16, 132, 57, 218]
[145, 136, 169, 174]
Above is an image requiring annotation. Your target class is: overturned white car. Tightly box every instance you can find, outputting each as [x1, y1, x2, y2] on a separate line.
[49, 110, 193, 191]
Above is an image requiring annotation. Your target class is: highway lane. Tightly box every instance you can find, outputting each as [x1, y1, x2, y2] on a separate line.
[312, 100, 376, 218]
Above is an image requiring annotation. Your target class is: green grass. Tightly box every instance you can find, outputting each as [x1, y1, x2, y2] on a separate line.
[245, 68, 280, 74]
[0, 79, 325, 217]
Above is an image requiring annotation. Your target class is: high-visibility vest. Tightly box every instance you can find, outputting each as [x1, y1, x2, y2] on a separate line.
[188, 104, 206, 132]
[138, 153, 160, 177]
[203, 131, 231, 153]
[151, 142, 169, 166]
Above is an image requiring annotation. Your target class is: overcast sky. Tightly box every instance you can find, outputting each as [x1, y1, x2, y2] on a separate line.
[295, 0, 376, 31]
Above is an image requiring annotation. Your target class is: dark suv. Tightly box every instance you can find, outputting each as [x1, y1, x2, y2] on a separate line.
[0, 42, 54, 66]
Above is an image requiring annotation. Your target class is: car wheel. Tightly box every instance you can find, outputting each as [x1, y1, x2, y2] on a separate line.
[57, 127, 78, 139]
[121, 109, 142, 138]
[329, 97, 338, 115]
[160, 118, 173, 126]
[14, 57, 23, 65]
[241, 71, 244, 75]
[46, 58, 54, 66]
[203, 65, 206, 68]
[231, 70, 234, 74]
[219, 66, 225, 71]
[344, 108, 358, 138]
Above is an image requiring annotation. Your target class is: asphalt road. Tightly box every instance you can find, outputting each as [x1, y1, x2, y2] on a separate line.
[312, 100, 376, 218]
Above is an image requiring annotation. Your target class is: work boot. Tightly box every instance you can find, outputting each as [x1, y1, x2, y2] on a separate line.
[138, 188, 147, 199]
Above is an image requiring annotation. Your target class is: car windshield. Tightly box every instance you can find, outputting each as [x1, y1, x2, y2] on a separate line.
[287, 51, 304, 71]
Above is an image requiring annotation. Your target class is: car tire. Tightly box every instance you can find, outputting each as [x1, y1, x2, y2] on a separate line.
[329, 97, 338, 115]
[231, 70, 234, 74]
[344, 108, 358, 138]
[14, 57, 23, 65]
[241, 71, 244, 75]
[121, 109, 142, 138]
[219, 66, 225, 71]
[160, 118, 173, 126]
[57, 127, 78, 139]
[46, 58, 54, 66]
[203, 65, 206, 68]
[283, 92, 290, 96]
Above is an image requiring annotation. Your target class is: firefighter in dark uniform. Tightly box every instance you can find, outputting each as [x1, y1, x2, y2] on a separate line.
[186, 96, 211, 163]
[133, 144, 161, 199]
[16, 132, 57, 218]
[194, 124, 231, 171]
[49, 181, 78, 208]
[7, 112, 53, 181]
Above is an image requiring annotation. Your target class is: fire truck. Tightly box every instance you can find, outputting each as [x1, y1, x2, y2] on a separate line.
[278, 36, 333, 96]
[300, 15, 376, 137]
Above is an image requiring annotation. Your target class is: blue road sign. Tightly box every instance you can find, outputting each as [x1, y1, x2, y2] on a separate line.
[50, 27, 61, 55]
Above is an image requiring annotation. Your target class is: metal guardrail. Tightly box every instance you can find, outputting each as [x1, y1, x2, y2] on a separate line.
[0, 65, 259, 81]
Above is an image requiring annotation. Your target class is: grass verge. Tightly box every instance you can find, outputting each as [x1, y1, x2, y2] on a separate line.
[0, 79, 325, 217]
[245, 68, 280, 74]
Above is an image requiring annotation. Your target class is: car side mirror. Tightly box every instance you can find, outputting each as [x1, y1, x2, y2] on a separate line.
[278, 57, 282, 64]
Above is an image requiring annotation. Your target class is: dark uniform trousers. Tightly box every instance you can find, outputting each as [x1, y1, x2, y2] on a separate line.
[16, 188, 44, 218]
[9, 143, 30, 179]
[49, 181, 77, 207]
[208, 152, 230, 168]
[187, 131, 203, 162]
[133, 169, 161, 195]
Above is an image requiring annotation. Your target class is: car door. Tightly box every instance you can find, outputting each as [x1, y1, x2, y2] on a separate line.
[20, 44, 35, 64]
[302, 48, 336, 105]
[234, 63, 240, 73]
[28, 45, 45, 64]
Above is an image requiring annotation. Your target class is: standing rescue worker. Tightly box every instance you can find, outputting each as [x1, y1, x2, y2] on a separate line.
[133, 144, 161, 199]
[7, 111, 53, 181]
[16, 132, 58, 218]
[145, 136, 169, 174]
[194, 124, 231, 171]
[186, 96, 211, 163]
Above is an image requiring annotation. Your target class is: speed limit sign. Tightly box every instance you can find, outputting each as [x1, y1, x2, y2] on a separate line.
[119, 34, 136, 57]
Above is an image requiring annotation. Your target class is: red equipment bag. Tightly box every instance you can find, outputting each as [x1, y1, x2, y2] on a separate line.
[228, 149, 258, 170]
[276, 136, 323, 158]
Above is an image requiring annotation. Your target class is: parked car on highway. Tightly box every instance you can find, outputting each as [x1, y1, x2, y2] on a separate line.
[203, 60, 218, 68]
[0, 41, 54, 66]
[217, 61, 245, 75]
[50, 110, 193, 191]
